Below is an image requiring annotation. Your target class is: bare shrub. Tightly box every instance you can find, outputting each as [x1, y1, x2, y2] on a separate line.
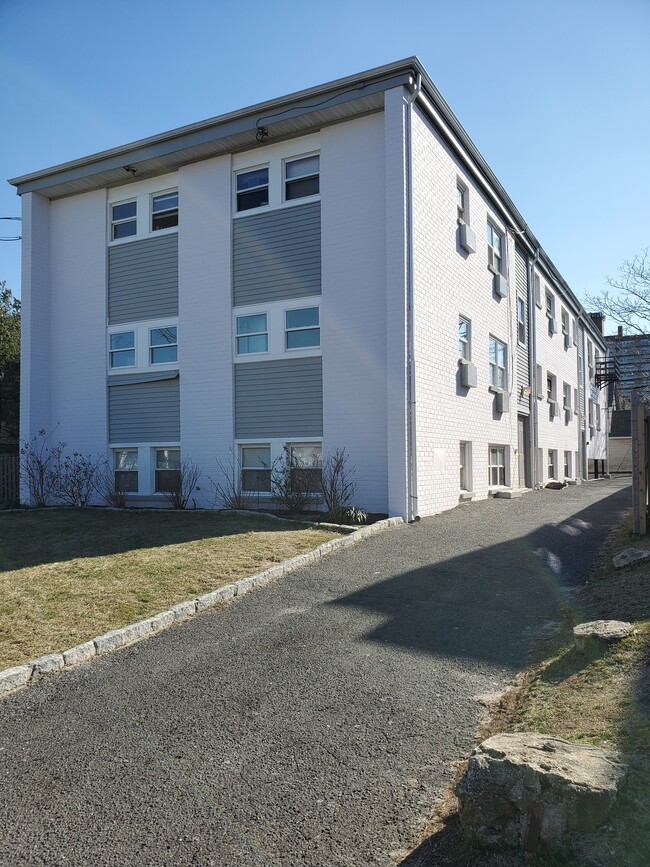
[99, 460, 128, 508]
[320, 447, 357, 511]
[209, 451, 254, 510]
[269, 446, 321, 516]
[20, 429, 65, 507]
[162, 457, 202, 510]
[53, 451, 106, 507]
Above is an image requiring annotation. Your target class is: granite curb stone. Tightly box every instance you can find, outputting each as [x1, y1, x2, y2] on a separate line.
[0, 517, 403, 698]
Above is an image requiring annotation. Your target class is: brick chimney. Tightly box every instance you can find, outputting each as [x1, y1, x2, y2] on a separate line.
[590, 312, 605, 334]
[618, 325, 623, 337]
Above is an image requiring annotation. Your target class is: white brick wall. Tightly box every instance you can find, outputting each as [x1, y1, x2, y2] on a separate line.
[178, 156, 233, 508]
[321, 114, 388, 514]
[410, 104, 518, 515]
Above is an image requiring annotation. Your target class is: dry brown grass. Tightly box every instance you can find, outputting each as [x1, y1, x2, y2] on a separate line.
[0, 508, 336, 669]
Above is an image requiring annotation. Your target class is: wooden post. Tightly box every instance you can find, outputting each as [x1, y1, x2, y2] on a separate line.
[632, 390, 646, 535]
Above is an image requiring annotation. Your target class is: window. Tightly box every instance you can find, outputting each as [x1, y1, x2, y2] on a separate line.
[588, 400, 594, 427]
[114, 449, 138, 492]
[111, 200, 137, 240]
[241, 445, 271, 493]
[236, 167, 269, 211]
[534, 273, 542, 307]
[561, 308, 569, 335]
[546, 372, 556, 402]
[563, 383, 571, 411]
[489, 336, 507, 390]
[572, 318, 578, 346]
[488, 446, 507, 487]
[150, 326, 178, 364]
[460, 441, 471, 491]
[487, 223, 503, 274]
[574, 388, 579, 414]
[517, 297, 526, 345]
[285, 307, 320, 349]
[236, 313, 268, 354]
[596, 404, 601, 431]
[151, 191, 178, 231]
[109, 331, 135, 368]
[155, 448, 180, 492]
[564, 451, 572, 479]
[545, 289, 555, 319]
[290, 443, 322, 492]
[458, 316, 471, 360]
[548, 450, 557, 480]
[285, 155, 319, 200]
[456, 180, 468, 224]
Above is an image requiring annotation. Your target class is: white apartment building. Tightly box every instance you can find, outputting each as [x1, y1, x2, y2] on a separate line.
[11, 58, 608, 520]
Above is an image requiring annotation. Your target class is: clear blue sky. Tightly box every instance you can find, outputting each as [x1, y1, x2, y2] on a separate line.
[1, 0, 648, 334]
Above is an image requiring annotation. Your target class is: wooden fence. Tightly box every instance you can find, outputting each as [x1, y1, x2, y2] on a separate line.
[631, 390, 650, 535]
[0, 454, 19, 505]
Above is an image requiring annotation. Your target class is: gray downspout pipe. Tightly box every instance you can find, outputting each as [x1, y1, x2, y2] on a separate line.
[528, 250, 540, 487]
[405, 73, 422, 521]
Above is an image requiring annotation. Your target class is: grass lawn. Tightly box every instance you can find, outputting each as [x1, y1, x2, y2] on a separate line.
[404, 512, 650, 866]
[0, 508, 337, 670]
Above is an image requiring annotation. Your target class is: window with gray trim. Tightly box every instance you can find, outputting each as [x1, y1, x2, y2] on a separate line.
[517, 297, 526, 345]
[458, 316, 471, 360]
[489, 336, 507, 389]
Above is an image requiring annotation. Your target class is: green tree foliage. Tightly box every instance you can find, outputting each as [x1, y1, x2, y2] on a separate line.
[0, 282, 20, 443]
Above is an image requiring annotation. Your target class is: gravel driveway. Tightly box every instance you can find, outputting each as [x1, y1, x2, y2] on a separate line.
[0, 478, 631, 866]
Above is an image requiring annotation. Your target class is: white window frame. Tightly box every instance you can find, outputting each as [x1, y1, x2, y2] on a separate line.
[108, 173, 179, 244]
[489, 335, 508, 390]
[563, 382, 572, 411]
[285, 306, 320, 350]
[460, 441, 472, 491]
[534, 273, 542, 308]
[284, 153, 320, 202]
[149, 325, 178, 365]
[561, 308, 570, 335]
[235, 439, 323, 499]
[235, 165, 270, 213]
[545, 289, 555, 319]
[236, 312, 269, 356]
[233, 299, 322, 362]
[548, 449, 557, 480]
[546, 372, 557, 403]
[109, 330, 136, 369]
[456, 179, 468, 225]
[564, 450, 572, 479]
[113, 448, 138, 493]
[487, 222, 504, 275]
[458, 316, 471, 360]
[107, 317, 178, 374]
[488, 445, 507, 488]
[154, 447, 181, 493]
[517, 297, 526, 346]
[240, 444, 272, 494]
[110, 199, 137, 241]
[151, 189, 178, 232]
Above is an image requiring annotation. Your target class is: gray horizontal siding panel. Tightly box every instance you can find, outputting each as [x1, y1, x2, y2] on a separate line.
[515, 246, 530, 413]
[235, 357, 322, 438]
[109, 377, 180, 443]
[233, 202, 321, 306]
[109, 233, 178, 324]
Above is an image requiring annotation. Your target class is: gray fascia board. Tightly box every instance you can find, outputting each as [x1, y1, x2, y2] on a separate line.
[9, 61, 417, 196]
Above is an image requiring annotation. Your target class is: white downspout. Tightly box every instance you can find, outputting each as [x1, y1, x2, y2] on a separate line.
[528, 250, 540, 486]
[406, 73, 421, 522]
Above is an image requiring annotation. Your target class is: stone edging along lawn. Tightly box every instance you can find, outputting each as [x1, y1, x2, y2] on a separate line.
[0, 517, 404, 699]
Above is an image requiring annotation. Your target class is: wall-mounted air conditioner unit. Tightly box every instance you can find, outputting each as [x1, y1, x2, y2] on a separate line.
[549, 318, 558, 334]
[459, 223, 477, 254]
[460, 361, 477, 387]
[495, 391, 509, 413]
[565, 408, 572, 423]
[564, 333, 573, 349]
[549, 400, 559, 418]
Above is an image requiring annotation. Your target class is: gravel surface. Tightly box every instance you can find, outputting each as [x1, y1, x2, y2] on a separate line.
[0, 478, 631, 866]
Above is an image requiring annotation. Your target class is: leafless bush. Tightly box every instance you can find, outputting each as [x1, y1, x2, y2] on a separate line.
[20, 429, 66, 507]
[320, 447, 357, 511]
[269, 446, 321, 516]
[53, 451, 105, 507]
[209, 451, 254, 510]
[99, 461, 128, 508]
[162, 457, 202, 509]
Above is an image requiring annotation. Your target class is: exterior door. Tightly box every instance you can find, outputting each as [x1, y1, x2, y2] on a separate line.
[518, 415, 530, 488]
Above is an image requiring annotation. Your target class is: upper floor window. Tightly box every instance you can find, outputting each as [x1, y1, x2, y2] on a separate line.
[285, 307, 320, 349]
[547, 372, 557, 402]
[561, 308, 570, 335]
[236, 313, 268, 354]
[150, 326, 178, 364]
[151, 191, 178, 231]
[285, 155, 319, 201]
[109, 331, 135, 368]
[487, 223, 503, 274]
[517, 297, 526, 345]
[458, 316, 471, 360]
[456, 180, 468, 224]
[237, 167, 269, 211]
[489, 336, 507, 389]
[563, 382, 572, 410]
[111, 201, 137, 240]
[545, 289, 555, 319]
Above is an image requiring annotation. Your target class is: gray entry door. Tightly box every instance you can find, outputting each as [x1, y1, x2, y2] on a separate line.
[518, 415, 530, 488]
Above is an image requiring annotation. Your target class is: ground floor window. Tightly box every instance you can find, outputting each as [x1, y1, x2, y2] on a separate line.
[460, 441, 471, 490]
[564, 450, 572, 478]
[548, 449, 557, 480]
[155, 448, 181, 492]
[240, 445, 271, 492]
[289, 443, 322, 492]
[488, 445, 507, 487]
[114, 449, 138, 492]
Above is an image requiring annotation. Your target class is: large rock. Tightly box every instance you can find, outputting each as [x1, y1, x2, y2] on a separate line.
[612, 548, 650, 569]
[574, 620, 634, 652]
[456, 733, 625, 854]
